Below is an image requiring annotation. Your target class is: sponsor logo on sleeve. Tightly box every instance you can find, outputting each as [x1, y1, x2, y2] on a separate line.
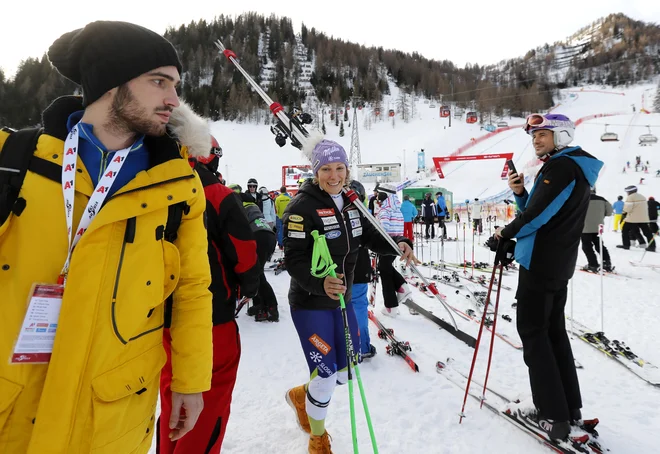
[289, 214, 304, 222]
[317, 208, 335, 216]
[326, 230, 341, 240]
[309, 334, 331, 354]
[288, 222, 304, 231]
[350, 219, 361, 228]
[347, 210, 359, 219]
[288, 231, 306, 239]
[352, 227, 363, 237]
[322, 216, 338, 226]
[324, 224, 340, 231]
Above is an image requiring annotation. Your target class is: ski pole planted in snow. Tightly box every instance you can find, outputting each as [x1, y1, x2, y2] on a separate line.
[463, 223, 467, 273]
[599, 224, 605, 332]
[311, 231, 378, 454]
[459, 240, 505, 423]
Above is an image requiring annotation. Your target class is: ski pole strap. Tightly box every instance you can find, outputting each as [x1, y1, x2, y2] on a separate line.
[310, 230, 337, 278]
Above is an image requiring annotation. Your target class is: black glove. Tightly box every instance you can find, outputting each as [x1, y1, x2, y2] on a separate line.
[496, 239, 516, 267]
[485, 235, 499, 252]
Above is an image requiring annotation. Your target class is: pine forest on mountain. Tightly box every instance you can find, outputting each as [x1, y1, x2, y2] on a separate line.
[0, 12, 659, 129]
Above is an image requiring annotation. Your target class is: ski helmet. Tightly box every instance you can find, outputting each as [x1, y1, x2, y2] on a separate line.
[229, 184, 242, 193]
[196, 135, 223, 166]
[524, 113, 575, 148]
[247, 178, 258, 189]
[348, 180, 366, 202]
[258, 186, 269, 195]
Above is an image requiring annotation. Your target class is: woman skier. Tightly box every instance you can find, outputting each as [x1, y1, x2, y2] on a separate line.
[282, 138, 415, 453]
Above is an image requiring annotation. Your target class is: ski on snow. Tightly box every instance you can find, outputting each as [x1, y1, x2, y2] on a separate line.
[404, 278, 521, 350]
[568, 317, 660, 386]
[401, 300, 477, 348]
[436, 360, 604, 454]
[367, 310, 419, 372]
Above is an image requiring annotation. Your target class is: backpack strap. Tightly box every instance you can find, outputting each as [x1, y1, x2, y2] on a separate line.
[163, 201, 190, 243]
[0, 127, 43, 223]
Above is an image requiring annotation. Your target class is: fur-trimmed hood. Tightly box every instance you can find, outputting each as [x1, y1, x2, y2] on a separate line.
[169, 101, 211, 158]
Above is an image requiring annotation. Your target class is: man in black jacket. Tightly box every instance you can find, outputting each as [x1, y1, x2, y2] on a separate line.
[648, 196, 660, 235]
[421, 192, 437, 239]
[239, 192, 278, 321]
[496, 113, 603, 441]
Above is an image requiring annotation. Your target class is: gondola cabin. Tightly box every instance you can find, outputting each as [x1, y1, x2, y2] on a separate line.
[440, 106, 450, 118]
[374, 107, 381, 116]
[484, 124, 496, 132]
[466, 112, 478, 124]
[388, 109, 395, 117]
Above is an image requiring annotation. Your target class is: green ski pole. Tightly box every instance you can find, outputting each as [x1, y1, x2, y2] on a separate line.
[311, 231, 379, 454]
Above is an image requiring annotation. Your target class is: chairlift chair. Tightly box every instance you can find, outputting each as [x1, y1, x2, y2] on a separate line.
[430, 104, 436, 108]
[600, 124, 618, 142]
[496, 121, 508, 128]
[639, 126, 658, 146]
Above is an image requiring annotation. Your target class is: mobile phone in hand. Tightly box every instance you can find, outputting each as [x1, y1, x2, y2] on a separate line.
[507, 160, 521, 184]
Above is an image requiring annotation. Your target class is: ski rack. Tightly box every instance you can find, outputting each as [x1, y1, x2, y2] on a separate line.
[215, 38, 458, 329]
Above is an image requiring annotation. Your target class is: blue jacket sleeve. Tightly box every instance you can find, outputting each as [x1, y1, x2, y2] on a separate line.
[501, 161, 576, 239]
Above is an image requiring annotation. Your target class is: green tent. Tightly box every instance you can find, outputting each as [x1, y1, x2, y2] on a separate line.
[402, 186, 453, 219]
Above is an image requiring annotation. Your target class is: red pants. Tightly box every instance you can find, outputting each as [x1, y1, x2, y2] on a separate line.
[158, 322, 241, 454]
[404, 222, 414, 242]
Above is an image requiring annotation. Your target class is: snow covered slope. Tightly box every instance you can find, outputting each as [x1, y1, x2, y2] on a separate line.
[148, 83, 660, 453]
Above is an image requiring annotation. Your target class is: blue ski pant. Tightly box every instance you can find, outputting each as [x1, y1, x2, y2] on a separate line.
[276, 216, 283, 247]
[350, 283, 371, 354]
[291, 303, 360, 424]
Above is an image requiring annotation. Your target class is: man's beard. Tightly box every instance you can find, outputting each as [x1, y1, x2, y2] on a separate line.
[105, 84, 170, 138]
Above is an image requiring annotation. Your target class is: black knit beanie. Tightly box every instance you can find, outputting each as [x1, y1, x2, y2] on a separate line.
[47, 21, 182, 106]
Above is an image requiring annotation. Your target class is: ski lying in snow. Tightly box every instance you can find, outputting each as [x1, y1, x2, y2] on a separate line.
[567, 317, 660, 386]
[436, 362, 604, 454]
[629, 260, 660, 269]
[405, 276, 520, 348]
[578, 267, 642, 280]
[448, 303, 523, 350]
[438, 358, 516, 402]
[402, 300, 477, 348]
[367, 310, 419, 372]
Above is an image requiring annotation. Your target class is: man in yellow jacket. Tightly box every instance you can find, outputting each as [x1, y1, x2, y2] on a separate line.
[274, 185, 291, 249]
[0, 21, 212, 453]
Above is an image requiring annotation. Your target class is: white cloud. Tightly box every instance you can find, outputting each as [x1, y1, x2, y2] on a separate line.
[2, 0, 659, 79]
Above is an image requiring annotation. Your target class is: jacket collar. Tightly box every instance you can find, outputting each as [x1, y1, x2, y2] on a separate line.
[41, 96, 196, 169]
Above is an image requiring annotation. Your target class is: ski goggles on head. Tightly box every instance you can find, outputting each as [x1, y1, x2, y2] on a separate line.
[523, 113, 547, 133]
[524, 114, 574, 134]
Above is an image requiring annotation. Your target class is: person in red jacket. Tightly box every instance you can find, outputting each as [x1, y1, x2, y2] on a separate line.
[158, 138, 261, 454]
